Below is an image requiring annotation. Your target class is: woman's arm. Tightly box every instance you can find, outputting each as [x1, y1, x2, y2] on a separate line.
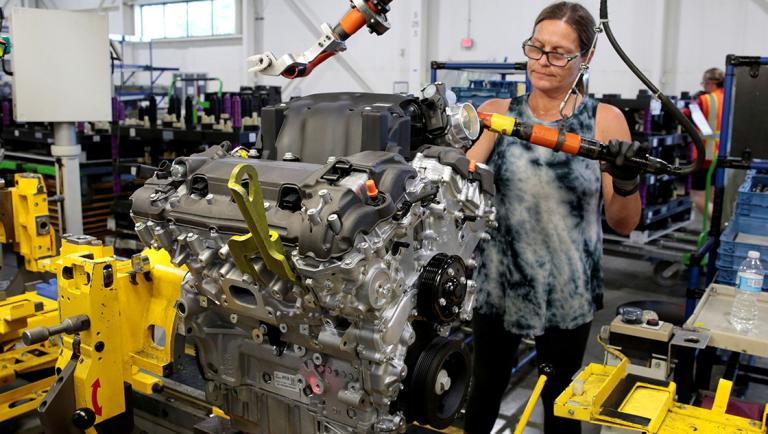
[595, 103, 641, 235]
[466, 98, 511, 163]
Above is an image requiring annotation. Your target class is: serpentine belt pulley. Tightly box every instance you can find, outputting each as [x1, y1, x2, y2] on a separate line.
[400, 334, 471, 429]
[417, 253, 467, 324]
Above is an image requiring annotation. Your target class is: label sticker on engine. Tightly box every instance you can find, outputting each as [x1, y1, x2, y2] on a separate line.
[274, 371, 301, 392]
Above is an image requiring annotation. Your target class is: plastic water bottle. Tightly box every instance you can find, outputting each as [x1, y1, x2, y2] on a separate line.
[730, 251, 764, 333]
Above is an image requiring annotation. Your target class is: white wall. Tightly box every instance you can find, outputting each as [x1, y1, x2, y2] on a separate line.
[20, 0, 768, 99]
[667, 0, 768, 93]
[427, 0, 767, 97]
[426, 0, 667, 98]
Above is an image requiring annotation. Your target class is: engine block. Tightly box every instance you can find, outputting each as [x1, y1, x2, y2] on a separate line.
[129, 87, 495, 433]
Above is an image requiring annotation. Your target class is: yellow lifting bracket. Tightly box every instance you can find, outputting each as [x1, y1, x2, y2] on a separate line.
[227, 163, 296, 283]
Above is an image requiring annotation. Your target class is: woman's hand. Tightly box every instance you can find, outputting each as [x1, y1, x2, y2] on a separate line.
[603, 139, 649, 196]
[466, 98, 511, 163]
[596, 103, 642, 235]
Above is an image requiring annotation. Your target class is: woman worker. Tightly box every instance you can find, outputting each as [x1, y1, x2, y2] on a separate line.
[464, 2, 642, 433]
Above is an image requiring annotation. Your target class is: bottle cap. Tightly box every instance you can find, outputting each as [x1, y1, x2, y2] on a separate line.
[748, 251, 760, 259]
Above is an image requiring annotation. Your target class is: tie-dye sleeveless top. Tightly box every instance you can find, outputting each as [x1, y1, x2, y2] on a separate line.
[474, 94, 603, 336]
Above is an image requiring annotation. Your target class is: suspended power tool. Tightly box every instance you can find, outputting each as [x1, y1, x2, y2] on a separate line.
[477, 111, 684, 176]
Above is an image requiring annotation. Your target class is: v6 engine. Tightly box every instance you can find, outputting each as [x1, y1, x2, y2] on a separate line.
[129, 84, 496, 433]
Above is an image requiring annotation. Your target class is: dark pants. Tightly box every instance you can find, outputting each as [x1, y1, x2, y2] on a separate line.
[464, 312, 592, 434]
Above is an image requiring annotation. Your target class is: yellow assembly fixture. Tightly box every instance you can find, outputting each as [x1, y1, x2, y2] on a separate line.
[0, 173, 61, 422]
[555, 337, 767, 433]
[0, 173, 57, 273]
[23, 235, 187, 432]
[0, 291, 59, 422]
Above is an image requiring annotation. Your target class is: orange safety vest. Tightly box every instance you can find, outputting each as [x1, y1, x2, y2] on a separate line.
[692, 87, 724, 163]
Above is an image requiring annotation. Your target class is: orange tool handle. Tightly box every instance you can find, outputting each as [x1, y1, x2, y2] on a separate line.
[479, 112, 582, 155]
[529, 124, 582, 155]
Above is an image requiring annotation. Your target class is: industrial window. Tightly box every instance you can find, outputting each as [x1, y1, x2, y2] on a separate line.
[136, 0, 237, 40]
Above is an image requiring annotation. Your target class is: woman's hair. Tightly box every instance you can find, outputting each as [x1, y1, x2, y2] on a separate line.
[703, 67, 725, 88]
[534, 1, 596, 54]
[532, 2, 597, 92]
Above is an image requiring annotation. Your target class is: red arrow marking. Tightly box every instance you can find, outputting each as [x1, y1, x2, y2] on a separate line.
[91, 378, 102, 416]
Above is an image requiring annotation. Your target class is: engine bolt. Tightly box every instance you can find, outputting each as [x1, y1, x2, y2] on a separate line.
[438, 298, 447, 306]
[252, 329, 263, 344]
[229, 313, 238, 323]
[312, 353, 323, 365]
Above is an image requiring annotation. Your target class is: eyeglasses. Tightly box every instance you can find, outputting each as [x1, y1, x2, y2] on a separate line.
[522, 38, 583, 67]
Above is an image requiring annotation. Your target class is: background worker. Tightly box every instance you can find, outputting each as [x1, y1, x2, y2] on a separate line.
[689, 67, 725, 218]
[464, 2, 642, 433]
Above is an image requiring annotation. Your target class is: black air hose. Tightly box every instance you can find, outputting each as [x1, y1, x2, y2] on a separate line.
[600, 0, 704, 176]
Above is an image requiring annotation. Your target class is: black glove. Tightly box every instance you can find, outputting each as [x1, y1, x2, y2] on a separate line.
[603, 140, 648, 197]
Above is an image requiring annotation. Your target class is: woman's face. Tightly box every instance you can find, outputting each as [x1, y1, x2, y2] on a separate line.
[527, 19, 586, 95]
